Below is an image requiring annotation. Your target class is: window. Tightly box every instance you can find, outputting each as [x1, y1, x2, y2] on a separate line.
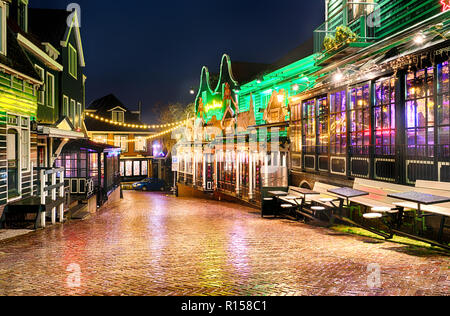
[46, 73, 55, 108]
[0, 1, 6, 55]
[70, 99, 76, 124]
[112, 111, 124, 123]
[374, 78, 396, 156]
[68, 44, 78, 79]
[18, 0, 28, 32]
[302, 99, 316, 154]
[290, 103, 302, 154]
[317, 96, 329, 155]
[114, 135, 128, 152]
[349, 84, 371, 155]
[120, 161, 125, 177]
[21, 129, 29, 171]
[437, 61, 450, 158]
[135, 136, 147, 152]
[77, 103, 82, 128]
[141, 161, 148, 176]
[35, 66, 45, 104]
[406, 67, 435, 157]
[330, 90, 347, 155]
[125, 161, 133, 177]
[348, 0, 374, 22]
[133, 161, 140, 176]
[93, 134, 108, 144]
[63, 96, 69, 117]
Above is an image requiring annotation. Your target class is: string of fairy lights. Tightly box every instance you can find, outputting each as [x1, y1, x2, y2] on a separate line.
[85, 112, 188, 129]
[87, 112, 191, 143]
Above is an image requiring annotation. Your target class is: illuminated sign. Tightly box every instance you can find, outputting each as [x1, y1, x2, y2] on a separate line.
[442, 0, 450, 11]
[204, 101, 222, 113]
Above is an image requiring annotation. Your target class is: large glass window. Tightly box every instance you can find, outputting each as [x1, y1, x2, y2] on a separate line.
[330, 90, 347, 155]
[406, 67, 435, 157]
[374, 78, 396, 156]
[350, 84, 371, 155]
[317, 96, 329, 155]
[290, 103, 302, 153]
[437, 61, 450, 158]
[302, 99, 316, 154]
[93, 134, 108, 144]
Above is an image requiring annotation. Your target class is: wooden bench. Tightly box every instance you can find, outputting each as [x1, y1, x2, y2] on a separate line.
[306, 182, 340, 208]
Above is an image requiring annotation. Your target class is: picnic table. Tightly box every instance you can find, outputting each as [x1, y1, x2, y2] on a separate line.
[388, 192, 450, 214]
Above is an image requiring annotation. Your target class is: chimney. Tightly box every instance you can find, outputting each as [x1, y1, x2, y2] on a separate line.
[138, 101, 142, 121]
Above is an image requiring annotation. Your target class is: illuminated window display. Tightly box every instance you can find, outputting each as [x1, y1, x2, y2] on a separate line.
[330, 90, 347, 155]
[350, 84, 371, 156]
[374, 78, 396, 156]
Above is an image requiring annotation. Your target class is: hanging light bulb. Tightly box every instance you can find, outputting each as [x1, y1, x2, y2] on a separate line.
[414, 33, 426, 45]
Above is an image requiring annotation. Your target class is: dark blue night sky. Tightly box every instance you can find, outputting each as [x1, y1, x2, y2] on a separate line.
[30, 0, 325, 122]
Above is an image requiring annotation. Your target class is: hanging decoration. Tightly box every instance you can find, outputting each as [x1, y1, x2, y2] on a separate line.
[120, 121, 188, 143]
[85, 112, 187, 129]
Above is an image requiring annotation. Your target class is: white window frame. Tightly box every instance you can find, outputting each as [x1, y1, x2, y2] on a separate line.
[18, 0, 28, 32]
[68, 44, 78, 79]
[77, 102, 82, 128]
[0, 1, 7, 56]
[46, 72, 55, 108]
[35, 65, 45, 104]
[63, 95, 69, 117]
[112, 110, 124, 123]
[6, 114, 31, 202]
[70, 99, 76, 124]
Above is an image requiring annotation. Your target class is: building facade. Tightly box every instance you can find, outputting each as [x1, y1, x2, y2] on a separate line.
[84, 94, 156, 183]
[0, 0, 42, 211]
[179, 0, 450, 243]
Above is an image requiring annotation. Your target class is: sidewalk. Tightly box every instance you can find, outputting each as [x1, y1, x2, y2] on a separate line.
[0, 230, 33, 243]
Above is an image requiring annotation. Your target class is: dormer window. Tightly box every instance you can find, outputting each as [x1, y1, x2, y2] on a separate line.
[0, 1, 7, 56]
[18, 0, 28, 33]
[112, 110, 124, 123]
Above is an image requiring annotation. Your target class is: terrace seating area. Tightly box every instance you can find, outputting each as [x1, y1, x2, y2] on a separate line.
[263, 179, 450, 250]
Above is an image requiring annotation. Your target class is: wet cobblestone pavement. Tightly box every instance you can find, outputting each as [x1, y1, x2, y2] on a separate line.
[0, 191, 448, 296]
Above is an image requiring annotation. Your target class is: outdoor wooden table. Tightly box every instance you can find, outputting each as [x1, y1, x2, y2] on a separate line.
[328, 187, 369, 206]
[387, 191, 450, 247]
[268, 191, 289, 197]
[387, 192, 450, 213]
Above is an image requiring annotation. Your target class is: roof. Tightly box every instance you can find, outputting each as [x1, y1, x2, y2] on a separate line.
[0, 27, 41, 82]
[28, 8, 70, 49]
[85, 94, 149, 132]
[63, 139, 119, 153]
[230, 61, 270, 84]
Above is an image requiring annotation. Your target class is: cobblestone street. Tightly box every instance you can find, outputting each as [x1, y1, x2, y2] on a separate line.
[0, 191, 448, 296]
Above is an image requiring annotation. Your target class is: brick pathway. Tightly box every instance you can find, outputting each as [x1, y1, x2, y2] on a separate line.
[0, 191, 448, 296]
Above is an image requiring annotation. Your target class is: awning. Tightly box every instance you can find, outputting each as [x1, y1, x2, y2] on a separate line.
[38, 126, 85, 139]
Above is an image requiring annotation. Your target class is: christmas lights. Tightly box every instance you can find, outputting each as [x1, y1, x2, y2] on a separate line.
[85, 112, 188, 129]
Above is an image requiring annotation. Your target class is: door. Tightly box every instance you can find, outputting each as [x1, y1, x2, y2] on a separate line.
[7, 129, 19, 198]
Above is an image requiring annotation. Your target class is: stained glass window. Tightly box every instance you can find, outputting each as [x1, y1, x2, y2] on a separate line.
[302, 99, 316, 154]
[349, 84, 371, 155]
[374, 78, 396, 156]
[406, 67, 435, 157]
[330, 90, 347, 155]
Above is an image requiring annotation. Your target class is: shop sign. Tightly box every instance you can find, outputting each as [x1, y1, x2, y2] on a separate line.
[172, 156, 179, 172]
